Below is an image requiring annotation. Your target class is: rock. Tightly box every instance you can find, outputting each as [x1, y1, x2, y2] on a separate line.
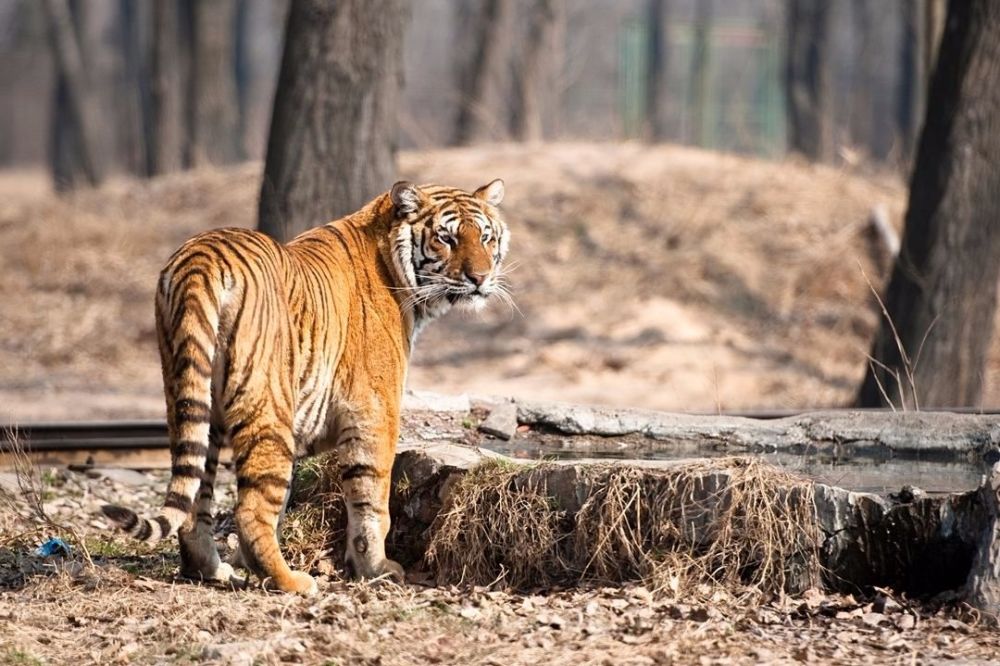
[515, 399, 1000, 456]
[84, 468, 154, 486]
[477, 401, 518, 441]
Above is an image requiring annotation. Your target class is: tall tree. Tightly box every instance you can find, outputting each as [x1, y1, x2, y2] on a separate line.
[849, 0, 874, 153]
[118, 0, 151, 177]
[644, 0, 670, 141]
[897, 0, 924, 167]
[784, 0, 831, 160]
[452, 0, 511, 145]
[149, 0, 184, 175]
[687, 0, 712, 146]
[857, 0, 1000, 409]
[42, 0, 103, 189]
[509, 0, 562, 142]
[258, 0, 405, 242]
[183, 0, 242, 167]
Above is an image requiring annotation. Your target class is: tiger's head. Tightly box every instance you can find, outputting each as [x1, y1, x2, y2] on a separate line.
[388, 179, 511, 315]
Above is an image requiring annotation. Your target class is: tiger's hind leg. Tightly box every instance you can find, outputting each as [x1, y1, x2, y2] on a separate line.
[177, 422, 240, 584]
[339, 419, 405, 583]
[231, 416, 316, 595]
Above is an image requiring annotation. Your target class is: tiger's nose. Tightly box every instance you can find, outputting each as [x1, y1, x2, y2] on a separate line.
[465, 270, 487, 287]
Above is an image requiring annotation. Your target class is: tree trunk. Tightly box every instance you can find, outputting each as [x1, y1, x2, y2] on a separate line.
[510, 0, 562, 142]
[149, 0, 184, 175]
[784, 0, 831, 161]
[857, 0, 1000, 409]
[257, 0, 405, 242]
[452, 0, 511, 146]
[118, 0, 151, 177]
[687, 0, 712, 147]
[183, 0, 242, 167]
[849, 0, 874, 153]
[644, 0, 669, 141]
[897, 0, 925, 168]
[42, 0, 103, 189]
[965, 462, 1000, 617]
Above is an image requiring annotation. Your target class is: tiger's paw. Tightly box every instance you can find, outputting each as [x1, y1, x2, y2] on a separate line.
[265, 570, 318, 596]
[179, 560, 245, 587]
[345, 555, 405, 584]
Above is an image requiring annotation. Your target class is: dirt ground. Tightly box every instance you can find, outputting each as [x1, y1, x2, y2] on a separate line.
[3, 142, 997, 422]
[3, 461, 1000, 666]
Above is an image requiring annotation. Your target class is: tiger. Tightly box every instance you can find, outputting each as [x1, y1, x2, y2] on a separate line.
[101, 179, 509, 594]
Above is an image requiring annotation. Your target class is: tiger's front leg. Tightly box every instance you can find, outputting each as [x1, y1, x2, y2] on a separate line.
[337, 416, 404, 582]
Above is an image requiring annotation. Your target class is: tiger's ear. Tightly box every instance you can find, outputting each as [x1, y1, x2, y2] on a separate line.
[473, 178, 505, 207]
[390, 181, 426, 218]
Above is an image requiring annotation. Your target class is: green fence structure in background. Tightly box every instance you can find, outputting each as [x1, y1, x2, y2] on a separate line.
[619, 18, 785, 157]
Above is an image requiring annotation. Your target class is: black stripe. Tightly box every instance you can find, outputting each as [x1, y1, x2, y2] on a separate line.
[351, 501, 373, 510]
[171, 464, 205, 480]
[174, 398, 211, 423]
[236, 473, 289, 492]
[103, 505, 139, 531]
[175, 440, 209, 458]
[136, 520, 152, 540]
[154, 515, 172, 536]
[341, 464, 379, 481]
[164, 491, 193, 513]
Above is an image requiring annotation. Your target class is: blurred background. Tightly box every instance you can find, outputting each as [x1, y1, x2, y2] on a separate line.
[0, 0, 997, 421]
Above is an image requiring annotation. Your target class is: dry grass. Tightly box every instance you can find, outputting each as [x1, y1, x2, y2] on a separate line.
[425, 457, 821, 599]
[0, 429, 93, 570]
[279, 453, 347, 574]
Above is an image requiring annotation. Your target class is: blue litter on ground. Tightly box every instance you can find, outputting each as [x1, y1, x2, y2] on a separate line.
[34, 537, 71, 557]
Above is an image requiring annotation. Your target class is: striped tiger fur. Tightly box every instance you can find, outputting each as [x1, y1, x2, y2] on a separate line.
[102, 179, 509, 594]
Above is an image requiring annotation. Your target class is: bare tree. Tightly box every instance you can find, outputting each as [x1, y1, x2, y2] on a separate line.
[117, 0, 151, 177]
[687, 0, 712, 146]
[183, 0, 242, 167]
[897, 0, 924, 167]
[149, 0, 184, 175]
[644, 0, 670, 141]
[453, 0, 512, 145]
[857, 0, 1000, 409]
[510, 0, 562, 142]
[784, 0, 831, 160]
[258, 0, 405, 241]
[42, 0, 103, 189]
[848, 0, 874, 153]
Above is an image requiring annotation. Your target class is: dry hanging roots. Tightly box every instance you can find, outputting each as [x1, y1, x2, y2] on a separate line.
[425, 457, 822, 597]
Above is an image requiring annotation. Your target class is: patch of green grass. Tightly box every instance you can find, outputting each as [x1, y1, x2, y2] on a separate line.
[40, 469, 59, 487]
[85, 535, 147, 559]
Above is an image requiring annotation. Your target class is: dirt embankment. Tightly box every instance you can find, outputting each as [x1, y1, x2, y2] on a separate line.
[1, 143, 997, 421]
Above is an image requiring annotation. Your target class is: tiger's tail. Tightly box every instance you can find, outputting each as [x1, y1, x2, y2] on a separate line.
[103, 263, 222, 543]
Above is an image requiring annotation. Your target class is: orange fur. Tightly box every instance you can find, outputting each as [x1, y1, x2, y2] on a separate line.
[102, 180, 509, 593]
